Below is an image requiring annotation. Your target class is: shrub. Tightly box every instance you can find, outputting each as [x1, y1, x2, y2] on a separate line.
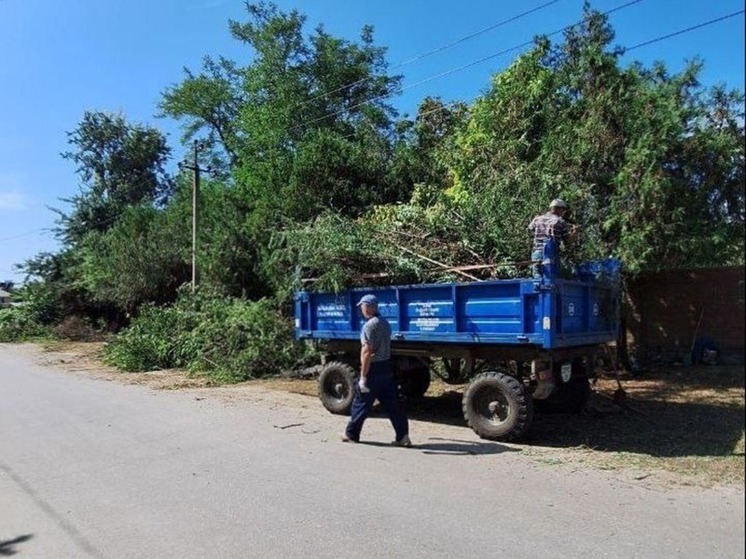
[102, 304, 183, 371]
[184, 296, 305, 382]
[103, 288, 312, 381]
[0, 308, 50, 342]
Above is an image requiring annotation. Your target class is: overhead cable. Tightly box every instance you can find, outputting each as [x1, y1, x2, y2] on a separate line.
[291, 0, 645, 132]
[301, 0, 563, 107]
[344, 3, 743, 132]
[625, 9, 744, 52]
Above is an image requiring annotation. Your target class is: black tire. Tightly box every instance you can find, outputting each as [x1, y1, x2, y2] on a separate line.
[394, 358, 431, 399]
[534, 376, 591, 414]
[462, 371, 534, 441]
[318, 362, 356, 415]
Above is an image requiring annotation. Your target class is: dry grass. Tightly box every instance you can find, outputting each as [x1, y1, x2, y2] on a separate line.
[36, 340, 213, 390]
[36, 341, 745, 487]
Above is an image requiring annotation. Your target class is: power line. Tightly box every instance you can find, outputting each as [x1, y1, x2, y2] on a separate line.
[412, 8, 744, 122]
[399, 0, 562, 67]
[300, 0, 563, 107]
[625, 9, 744, 52]
[334, 2, 742, 141]
[0, 229, 50, 242]
[291, 0, 645, 133]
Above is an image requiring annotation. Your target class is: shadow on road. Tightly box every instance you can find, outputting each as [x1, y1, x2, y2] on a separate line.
[383, 365, 745, 458]
[415, 437, 519, 456]
[356, 437, 516, 456]
[0, 535, 33, 557]
[528, 365, 744, 457]
[525, 396, 744, 458]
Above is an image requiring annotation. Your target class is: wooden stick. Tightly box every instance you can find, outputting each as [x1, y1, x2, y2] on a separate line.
[394, 244, 481, 281]
[443, 261, 536, 272]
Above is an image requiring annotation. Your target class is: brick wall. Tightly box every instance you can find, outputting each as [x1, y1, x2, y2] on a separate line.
[625, 266, 745, 363]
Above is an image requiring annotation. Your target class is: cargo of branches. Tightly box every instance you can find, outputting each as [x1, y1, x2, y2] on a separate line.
[295, 240, 621, 441]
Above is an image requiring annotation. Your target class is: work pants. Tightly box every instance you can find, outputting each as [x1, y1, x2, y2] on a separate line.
[345, 360, 408, 442]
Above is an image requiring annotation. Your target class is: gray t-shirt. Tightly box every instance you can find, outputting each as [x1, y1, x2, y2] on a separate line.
[360, 315, 392, 362]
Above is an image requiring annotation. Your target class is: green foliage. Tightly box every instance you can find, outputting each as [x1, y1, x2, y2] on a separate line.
[161, 2, 406, 225]
[18, 111, 176, 323]
[102, 304, 182, 372]
[436, 5, 745, 274]
[194, 179, 273, 300]
[0, 308, 50, 342]
[263, 212, 410, 295]
[103, 288, 310, 381]
[56, 111, 173, 245]
[76, 198, 190, 312]
[10, 2, 744, 362]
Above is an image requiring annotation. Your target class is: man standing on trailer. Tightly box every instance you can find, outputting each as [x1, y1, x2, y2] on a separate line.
[528, 198, 579, 277]
[342, 294, 412, 447]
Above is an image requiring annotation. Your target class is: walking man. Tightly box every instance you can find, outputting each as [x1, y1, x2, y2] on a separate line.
[343, 294, 411, 447]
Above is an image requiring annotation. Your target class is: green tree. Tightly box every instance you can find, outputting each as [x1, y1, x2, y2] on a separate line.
[75, 202, 190, 313]
[160, 2, 404, 221]
[437, 4, 744, 274]
[56, 111, 173, 245]
[538, 5, 745, 270]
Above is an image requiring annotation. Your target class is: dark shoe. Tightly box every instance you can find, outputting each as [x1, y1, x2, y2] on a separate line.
[341, 433, 359, 443]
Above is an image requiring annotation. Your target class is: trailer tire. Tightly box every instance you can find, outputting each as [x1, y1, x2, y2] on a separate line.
[318, 362, 356, 415]
[534, 376, 591, 414]
[395, 359, 431, 399]
[462, 371, 534, 441]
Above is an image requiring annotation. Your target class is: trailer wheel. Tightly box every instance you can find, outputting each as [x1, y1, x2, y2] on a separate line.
[393, 356, 431, 398]
[396, 365, 431, 399]
[462, 371, 534, 441]
[534, 376, 590, 414]
[318, 362, 356, 415]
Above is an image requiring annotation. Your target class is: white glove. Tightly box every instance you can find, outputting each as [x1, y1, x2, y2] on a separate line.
[358, 378, 370, 393]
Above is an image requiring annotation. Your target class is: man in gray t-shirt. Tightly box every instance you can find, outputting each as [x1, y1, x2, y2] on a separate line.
[360, 314, 391, 363]
[342, 294, 411, 447]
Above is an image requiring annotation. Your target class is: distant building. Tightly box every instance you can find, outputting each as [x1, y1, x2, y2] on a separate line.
[0, 288, 11, 308]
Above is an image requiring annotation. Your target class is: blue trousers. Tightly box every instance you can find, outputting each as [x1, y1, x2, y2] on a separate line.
[345, 360, 409, 442]
[531, 249, 544, 278]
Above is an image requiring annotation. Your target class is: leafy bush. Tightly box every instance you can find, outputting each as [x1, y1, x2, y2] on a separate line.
[0, 308, 50, 342]
[102, 304, 183, 372]
[14, 282, 64, 325]
[103, 288, 312, 381]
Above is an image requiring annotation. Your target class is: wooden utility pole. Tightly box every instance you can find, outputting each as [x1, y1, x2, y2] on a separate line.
[180, 140, 210, 292]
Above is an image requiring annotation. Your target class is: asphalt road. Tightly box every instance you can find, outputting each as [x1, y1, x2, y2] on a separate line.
[1, 344, 744, 559]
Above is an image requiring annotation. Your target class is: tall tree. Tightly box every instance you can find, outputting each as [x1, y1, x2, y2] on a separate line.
[57, 111, 173, 245]
[439, 4, 745, 273]
[160, 1, 404, 222]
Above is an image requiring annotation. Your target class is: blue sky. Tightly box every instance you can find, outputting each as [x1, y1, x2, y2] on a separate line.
[0, 0, 743, 284]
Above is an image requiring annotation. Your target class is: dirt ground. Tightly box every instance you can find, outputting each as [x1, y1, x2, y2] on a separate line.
[32, 341, 745, 489]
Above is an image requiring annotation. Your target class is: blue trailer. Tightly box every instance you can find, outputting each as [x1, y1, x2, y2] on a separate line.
[295, 249, 621, 441]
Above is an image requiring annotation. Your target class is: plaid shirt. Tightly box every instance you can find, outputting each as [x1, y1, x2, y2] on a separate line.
[529, 211, 571, 251]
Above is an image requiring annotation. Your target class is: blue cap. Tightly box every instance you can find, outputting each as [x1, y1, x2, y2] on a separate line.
[356, 294, 378, 307]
